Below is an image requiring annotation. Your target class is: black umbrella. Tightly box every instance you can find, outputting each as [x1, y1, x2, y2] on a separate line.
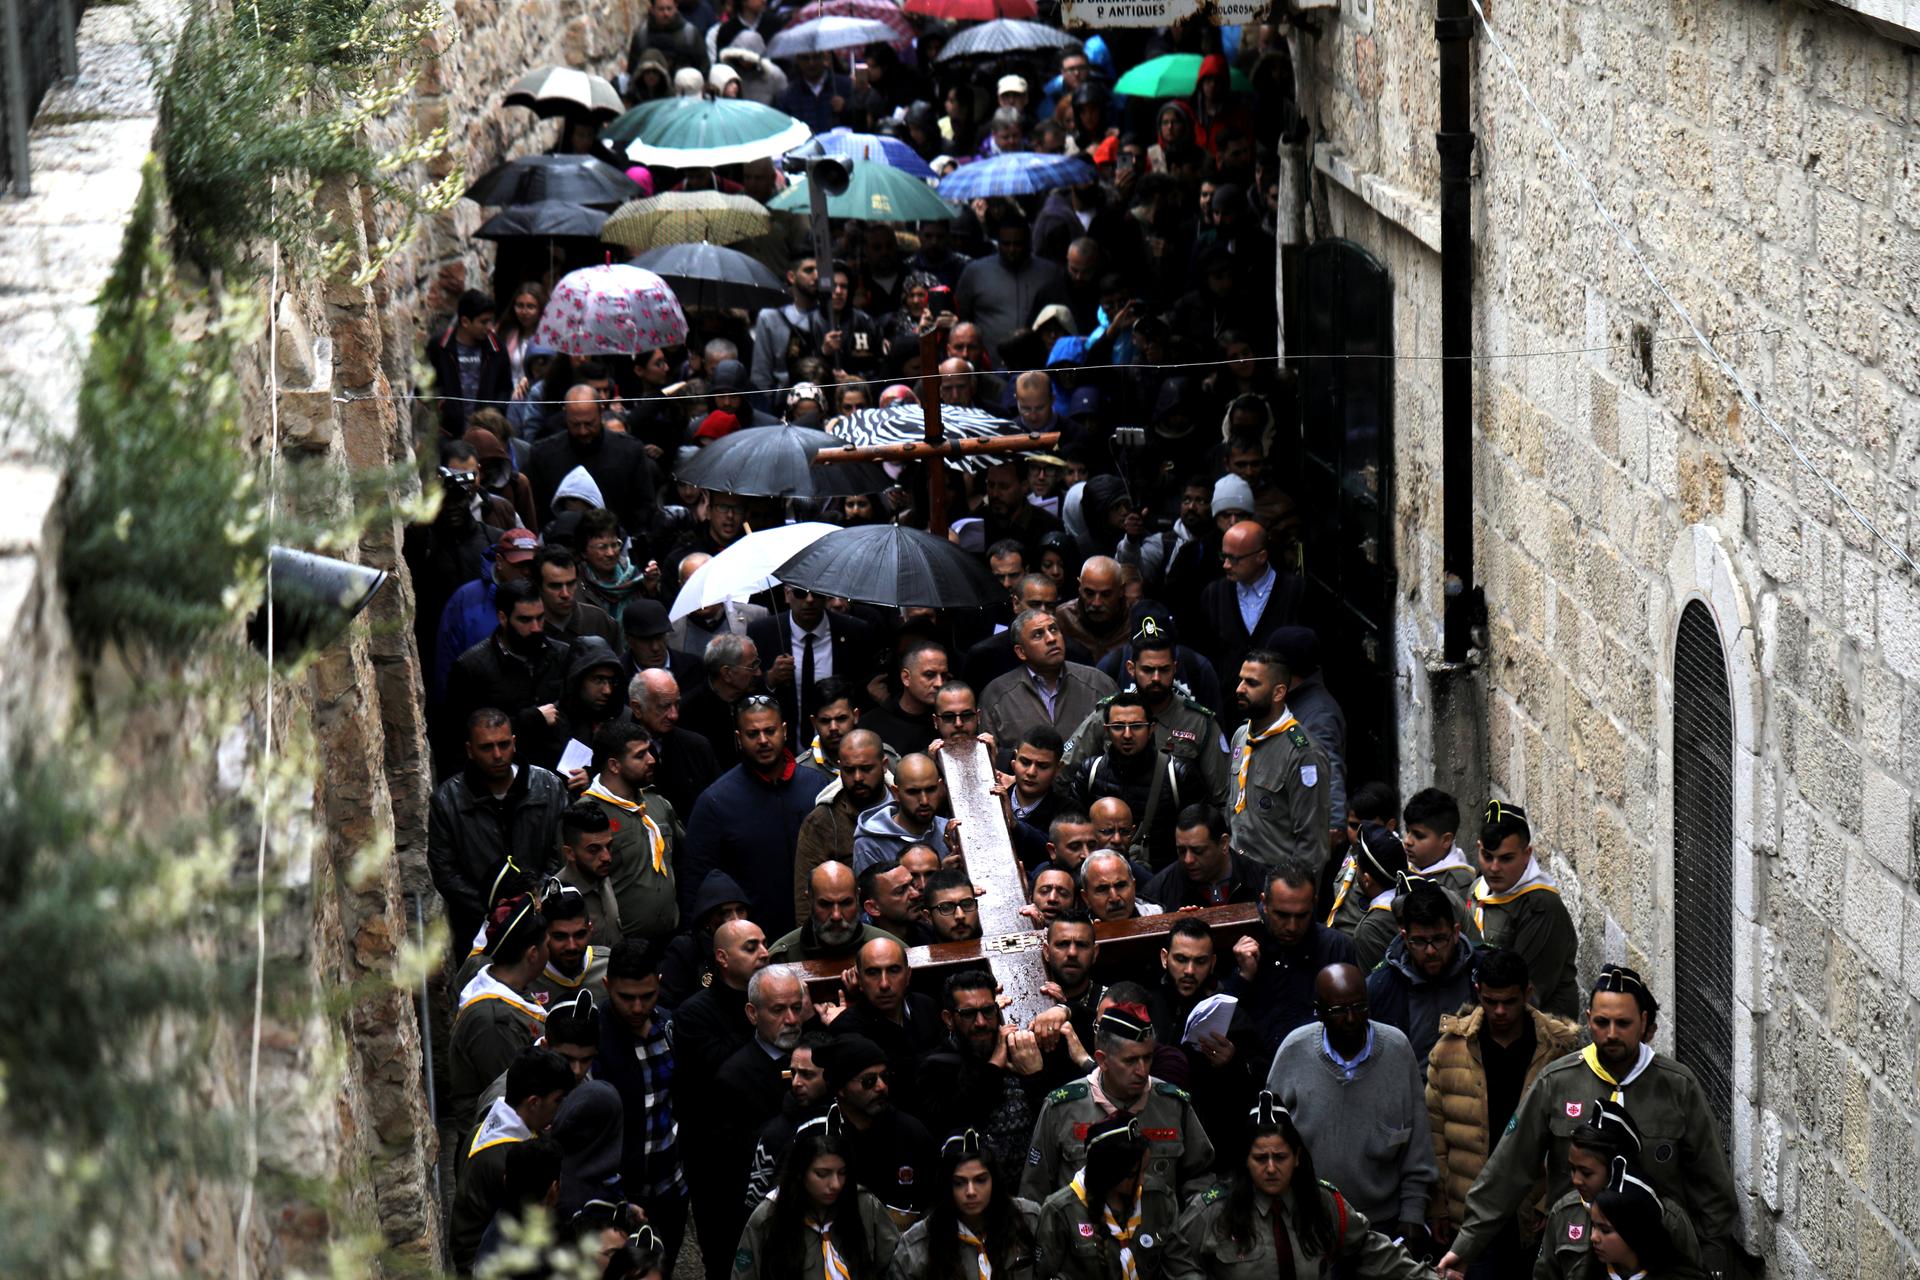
[631, 241, 789, 311]
[465, 155, 642, 208]
[775, 523, 1001, 609]
[935, 19, 1081, 61]
[678, 424, 893, 497]
[474, 200, 611, 241]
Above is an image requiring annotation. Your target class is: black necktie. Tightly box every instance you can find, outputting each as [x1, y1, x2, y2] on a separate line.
[798, 631, 815, 752]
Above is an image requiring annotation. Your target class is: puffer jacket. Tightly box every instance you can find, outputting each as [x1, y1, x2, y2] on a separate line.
[1424, 1003, 1581, 1228]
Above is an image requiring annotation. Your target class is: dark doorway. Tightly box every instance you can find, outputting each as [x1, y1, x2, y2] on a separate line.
[1672, 598, 1735, 1151]
[1286, 239, 1397, 792]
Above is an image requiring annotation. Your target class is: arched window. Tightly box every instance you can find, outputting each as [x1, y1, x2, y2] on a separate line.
[1672, 598, 1734, 1149]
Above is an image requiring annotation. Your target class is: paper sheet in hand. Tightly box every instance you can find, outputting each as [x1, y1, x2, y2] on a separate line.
[557, 738, 594, 776]
[1182, 993, 1237, 1046]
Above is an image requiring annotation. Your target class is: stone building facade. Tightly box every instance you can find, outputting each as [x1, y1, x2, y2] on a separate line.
[1293, 0, 1920, 1274]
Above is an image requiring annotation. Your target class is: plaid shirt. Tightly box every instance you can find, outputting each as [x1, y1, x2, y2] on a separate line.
[596, 1006, 687, 1199]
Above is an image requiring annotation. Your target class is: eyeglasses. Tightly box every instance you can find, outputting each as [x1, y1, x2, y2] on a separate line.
[733, 661, 767, 676]
[1317, 1000, 1369, 1018]
[934, 708, 979, 724]
[738, 692, 778, 711]
[929, 897, 978, 916]
[1221, 549, 1260, 564]
[1104, 720, 1153, 733]
[951, 1005, 998, 1022]
[711, 500, 750, 515]
[1405, 933, 1454, 953]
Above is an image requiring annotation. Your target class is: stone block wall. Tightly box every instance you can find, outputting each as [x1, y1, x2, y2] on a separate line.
[1301, 0, 1920, 1274]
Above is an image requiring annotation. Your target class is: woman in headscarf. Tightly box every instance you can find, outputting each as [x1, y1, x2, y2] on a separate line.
[735, 1121, 900, 1279]
[1145, 101, 1196, 173]
[1165, 1093, 1430, 1277]
[1035, 1114, 1181, 1280]
[889, 1130, 1040, 1280]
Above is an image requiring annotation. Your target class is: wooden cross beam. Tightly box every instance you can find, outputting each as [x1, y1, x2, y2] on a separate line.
[790, 740, 1261, 1026]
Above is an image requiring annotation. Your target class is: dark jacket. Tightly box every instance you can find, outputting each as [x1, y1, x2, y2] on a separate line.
[441, 629, 571, 776]
[1062, 745, 1205, 865]
[745, 611, 878, 735]
[650, 722, 720, 822]
[525, 428, 657, 531]
[775, 73, 852, 135]
[1365, 933, 1476, 1071]
[1220, 921, 1356, 1063]
[425, 321, 511, 436]
[427, 763, 568, 936]
[1198, 570, 1306, 691]
[681, 760, 835, 936]
[626, 14, 708, 77]
[915, 1035, 1040, 1174]
[715, 1038, 791, 1140]
[553, 1080, 626, 1213]
[657, 869, 751, 1007]
[830, 993, 942, 1116]
[542, 637, 628, 772]
[1140, 848, 1267, 911]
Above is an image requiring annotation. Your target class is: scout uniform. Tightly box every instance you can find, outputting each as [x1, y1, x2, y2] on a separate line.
[556, 860, 623, 948]
[887, 1197, 1042, 1280]
[1020, 1076, 1217, 1204]
[1469, 855, 1578, 1017]
[1062, 693, 1233, 807]
[733, 1188, 901, 1280]
[1324, 849, 1368, 935]
[1035, 1173, 1182, 1280]
[1534, 1185, 1705, 1280]
[1227, 710, 1331, 868]
[582, 781, 681, 943]
[447, 964, 546, 1134]
[448, 1096, 530, 1268]
[530, 943, 609, 1008]
[1165, 1182, 1431, 1279]
[1450, 1050, 1738, 1264]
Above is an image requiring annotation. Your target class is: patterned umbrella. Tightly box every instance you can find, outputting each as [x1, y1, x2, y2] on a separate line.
[601, 191, 771, 252]
[533, 262, 689, 356]
[790, 0, 915, 48]
[805, 128, 936, 179]
[502, 66, 625, 120]
[630, 242, 790, 311]
[603, 97, 813, 168]
[828, 404, 1024, 474]
[903, 0, 1037, 19]
[935, 152, 1097, 200]
[769, 162, 957, 223]
[935, 19, 1080, 61]
[1113, 53, 1254, 98]
[767, 15, 901, 58]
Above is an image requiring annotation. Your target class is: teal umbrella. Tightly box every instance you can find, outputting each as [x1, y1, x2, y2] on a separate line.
[603, 98, 812, 167]
[1113, 53, 1252, 98]
[768, 162, 958, 223]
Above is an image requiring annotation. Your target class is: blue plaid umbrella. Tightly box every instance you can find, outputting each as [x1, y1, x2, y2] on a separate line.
[808, 128, 936, 179]
[936, 153, 1098, 199]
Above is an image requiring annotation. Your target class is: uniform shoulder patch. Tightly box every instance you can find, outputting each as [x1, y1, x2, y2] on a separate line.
[1153, 1081, 1192, 1102]
[733, 1249, 754, 1272]
[1201, 1185, 1225, 1204]
[1048, 1081, 1091, 1104]
[1286, 726, 1310, 748]
[1096, 693, 1117, 710]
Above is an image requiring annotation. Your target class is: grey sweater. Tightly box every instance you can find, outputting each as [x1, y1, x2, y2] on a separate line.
[1264, 1020, 1438, 1228]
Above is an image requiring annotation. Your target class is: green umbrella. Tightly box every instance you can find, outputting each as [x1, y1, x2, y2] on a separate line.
[1113, 53, 1252, 98]
[602, 98, 813, 167]
[768, 162, 958, 223]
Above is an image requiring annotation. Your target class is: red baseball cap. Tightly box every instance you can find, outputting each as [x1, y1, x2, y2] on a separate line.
[496, 528, 539, 563]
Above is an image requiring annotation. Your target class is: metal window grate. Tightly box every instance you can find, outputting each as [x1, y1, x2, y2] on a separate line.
[1672, 598, 1735, 1150]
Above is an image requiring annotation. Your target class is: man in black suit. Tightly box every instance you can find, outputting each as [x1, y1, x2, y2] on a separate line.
[524, 385, 657, 530]
[1197, 520, 1304, 686]
[747, 586, 876, 754]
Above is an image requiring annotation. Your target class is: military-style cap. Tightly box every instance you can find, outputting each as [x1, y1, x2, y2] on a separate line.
[1354, 821, 1408, 886]
[1593, 963, 1660, 1014]
[1096, 1001, 1154, 1042]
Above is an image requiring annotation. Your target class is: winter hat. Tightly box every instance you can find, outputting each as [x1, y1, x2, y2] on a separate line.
[1211, 474, 1254, 520]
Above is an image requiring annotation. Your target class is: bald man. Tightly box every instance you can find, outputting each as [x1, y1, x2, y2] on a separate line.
[768, 861, 901, 960]
[525, 381, 656, 528]
[831, 934, 943, 1116]
[1056, 555, 1130, 661]
[851, 752, 952, 873]
[938, 356, 978, 407]
[1197, 520, 1304, 683]
[793, 728, 893, 921]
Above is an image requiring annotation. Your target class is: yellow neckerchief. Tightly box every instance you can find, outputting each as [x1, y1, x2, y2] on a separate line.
[1470, 858, 1558, 931]
[585, 781, 667, 875]
[543, 946, 597, 989]
[1069, 1171, 1143, 1280]
[1324, 849, 1359, 925]
[808, 1215, 851, 1280]
[467, 1094, 532, 1158]
[1233, 714, 1298, 814]
[810, 735, 830, 769]
[458, 965, 547, 1023]
[956, 1225, 991, 1280]
[1365, 886, 1395, 912]
[1581, 1043, 1654, 1103]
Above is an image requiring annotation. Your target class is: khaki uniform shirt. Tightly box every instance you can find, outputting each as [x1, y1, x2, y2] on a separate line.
[1020, 1077, 1217, 1204]
[1164, 1183, 1429, 1279]
[1061, 694, 1232, 808]
[734, 1189, 900, 1280]
[1533, 1187, 1705, 1280]
[1453, 1050, 1738, 1262]
[583, 785, 682, 944]
[530, 943, 610, 1008]
[887, 1197, 1041, 1280]
[1227, 717, 1331, 868]
[1035, 1176, 1182, 1280]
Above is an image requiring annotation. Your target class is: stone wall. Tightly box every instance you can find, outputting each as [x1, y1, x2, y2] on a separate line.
[1301, 0, 1920, 1274]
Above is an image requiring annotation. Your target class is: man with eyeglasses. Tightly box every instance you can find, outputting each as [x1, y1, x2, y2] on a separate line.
[747, 584, 875, 752]
[1061, 691, 1205, 865]
[920, 867, 984, 943]
[916, 970, 1044, 1172]
[1199, 520, 1304, 684]
[1266, 962, 1437, 1250]
[852, 753, 953, 874]
[1364, 882, 1476, 1071]
[680, 633, 763, 772]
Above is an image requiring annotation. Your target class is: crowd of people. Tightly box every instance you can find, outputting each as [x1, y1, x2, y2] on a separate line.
[407, 4, 1737, 1279]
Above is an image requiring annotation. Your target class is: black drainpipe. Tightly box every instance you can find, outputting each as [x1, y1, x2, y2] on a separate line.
[1437, 0, 1477, 662]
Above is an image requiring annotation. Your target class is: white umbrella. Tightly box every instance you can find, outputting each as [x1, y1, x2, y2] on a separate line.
[668, 522, 840, 620]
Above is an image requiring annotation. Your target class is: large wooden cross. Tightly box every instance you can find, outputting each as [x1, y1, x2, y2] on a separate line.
[792, 740, 1259, 1026]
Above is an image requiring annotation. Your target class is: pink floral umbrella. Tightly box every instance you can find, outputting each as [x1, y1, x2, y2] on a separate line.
[532, 262, 689, 356]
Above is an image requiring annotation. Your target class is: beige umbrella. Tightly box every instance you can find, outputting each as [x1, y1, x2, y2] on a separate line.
[601, 190, 772, 253]
[503, 66, 625, 121]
